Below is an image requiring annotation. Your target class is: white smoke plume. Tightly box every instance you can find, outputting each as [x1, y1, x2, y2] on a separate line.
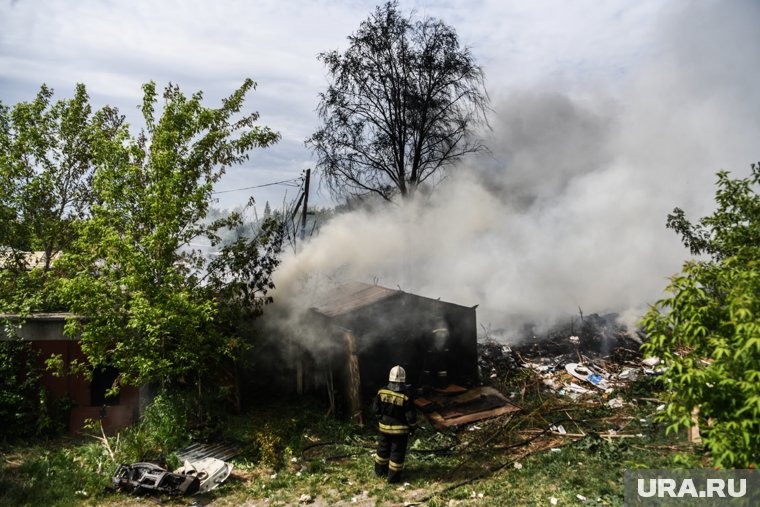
[273, 0, 760, 340]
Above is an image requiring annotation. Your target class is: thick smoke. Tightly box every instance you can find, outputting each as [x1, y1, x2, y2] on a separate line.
[273, 0, 760, 340]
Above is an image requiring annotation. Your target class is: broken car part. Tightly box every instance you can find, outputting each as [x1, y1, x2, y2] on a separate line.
[111, 457, 232, 496]
[111, 462, 200, 496]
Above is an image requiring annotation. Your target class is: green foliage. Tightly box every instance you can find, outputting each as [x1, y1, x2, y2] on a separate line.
[0, 84, 123, 313]
[2, 80, 281, 394]
[0, 84, 110, 261]
[619, 374, 663, 402]
[52, 80, 281, 388]
[641, 163, 760, 468]
[0, 337, 42, 439]
[0, 393, 691, 506]
[252, 423, 284, 468]
[3, 444, 112, 506]
[115, 392, 199, 463]
[0, 336, 72, 440]
[0, 267, 64, 316]
[0, 393, 202, 506]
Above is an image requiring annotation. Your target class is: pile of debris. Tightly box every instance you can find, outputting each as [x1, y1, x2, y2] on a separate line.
[478, 313, 662, 402]
[111, 458, 232, 496]
[111, 442, 239, 497]
[514, 312, 644, 358]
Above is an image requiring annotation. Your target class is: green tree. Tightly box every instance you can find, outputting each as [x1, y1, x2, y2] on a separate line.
[641, 163, 760, 468]
[56, 80, 281, 389]
[0, 84, 123, 312]
[0, 338, 43, 439]
[307, 1, 489, 202]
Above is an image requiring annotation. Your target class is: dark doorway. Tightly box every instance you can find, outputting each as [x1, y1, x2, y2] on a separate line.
[91, 367, 120, 406]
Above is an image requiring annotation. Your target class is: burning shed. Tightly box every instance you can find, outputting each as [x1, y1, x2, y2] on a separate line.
[303, 282, 479, 419]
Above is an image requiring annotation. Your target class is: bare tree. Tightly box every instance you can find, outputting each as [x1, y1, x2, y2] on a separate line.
[307, 1, 489, 202]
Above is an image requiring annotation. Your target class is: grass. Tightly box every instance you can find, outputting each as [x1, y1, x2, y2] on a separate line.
[0, 437, 119, 507]
[0, 376, 703, 506]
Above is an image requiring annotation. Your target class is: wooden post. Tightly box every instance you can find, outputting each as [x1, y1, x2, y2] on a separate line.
[325, 369, 335, 417]
[300, 168, 311, 242]
[343, 330, 363, 426]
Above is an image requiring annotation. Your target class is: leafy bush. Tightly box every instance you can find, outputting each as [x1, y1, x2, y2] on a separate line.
[0, 389, 232, 505]
[0, 337, 71, 440]
[11, 445, 110, 505]
[115, 391, 202, 464]
[641, 164, 760, 468]
[252, 423, 284, 468]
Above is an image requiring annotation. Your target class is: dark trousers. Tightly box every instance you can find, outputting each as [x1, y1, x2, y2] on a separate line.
[374, 432, 409, 483]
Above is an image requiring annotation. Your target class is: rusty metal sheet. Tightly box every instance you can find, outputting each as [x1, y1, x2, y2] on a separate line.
[175, 442, 241, 463]
[310, 282, 400, 317]
[417, 386, 520, 430]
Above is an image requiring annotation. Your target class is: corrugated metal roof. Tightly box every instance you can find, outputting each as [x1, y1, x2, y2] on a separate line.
[176, 442, 242, 462]
[0, 312, 80, 322]
[310, 281, 402, 317]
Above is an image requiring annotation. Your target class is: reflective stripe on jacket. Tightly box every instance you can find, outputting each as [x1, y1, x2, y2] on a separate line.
[372, 384, 417, 435]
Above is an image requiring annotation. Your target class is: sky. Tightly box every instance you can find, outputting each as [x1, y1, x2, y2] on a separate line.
[2, 0, 759, 335]
[2, 0, 667, 210]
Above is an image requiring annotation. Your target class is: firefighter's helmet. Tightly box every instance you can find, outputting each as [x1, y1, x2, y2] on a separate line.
[389, 365, 406, 383]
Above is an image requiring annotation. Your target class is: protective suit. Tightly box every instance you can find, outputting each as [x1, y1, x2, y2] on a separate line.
[372, 365, 417, 483]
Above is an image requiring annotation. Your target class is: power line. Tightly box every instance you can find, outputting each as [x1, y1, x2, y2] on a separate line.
[212, 177, 302, 195]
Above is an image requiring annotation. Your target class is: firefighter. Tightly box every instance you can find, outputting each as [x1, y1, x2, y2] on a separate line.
[372, 365, 417, 483]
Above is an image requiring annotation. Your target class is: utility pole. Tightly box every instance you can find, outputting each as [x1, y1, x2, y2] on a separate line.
[295, 168, 311, 396]
[299, 168, 311, 242]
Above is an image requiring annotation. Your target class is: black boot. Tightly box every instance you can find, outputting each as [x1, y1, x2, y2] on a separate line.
[387, 461, 404, 484]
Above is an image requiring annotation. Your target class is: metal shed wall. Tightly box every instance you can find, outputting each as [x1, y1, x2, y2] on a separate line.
[324, 293, 478, 397]
[309, 284, 478, 399]
[2, 314, 141, 433]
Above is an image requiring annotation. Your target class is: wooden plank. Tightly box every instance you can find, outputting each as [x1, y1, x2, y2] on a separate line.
[428, 404, 520, 429]
[434, 384, 468, 394]
[433, 386, 508, 405]
[343, 330, 363, 426]
[422, 386, 519, 429]
[413, 397, 434, 410]
[438, 395, 506, 419]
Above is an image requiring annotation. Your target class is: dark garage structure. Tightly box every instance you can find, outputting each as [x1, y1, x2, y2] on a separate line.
[301, 282, 479, 421]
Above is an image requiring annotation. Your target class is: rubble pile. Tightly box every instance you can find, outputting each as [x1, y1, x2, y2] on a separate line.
[477, 339, 521, 380]
[514, 313, 643, 359]
[478, 313, 660, 401]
